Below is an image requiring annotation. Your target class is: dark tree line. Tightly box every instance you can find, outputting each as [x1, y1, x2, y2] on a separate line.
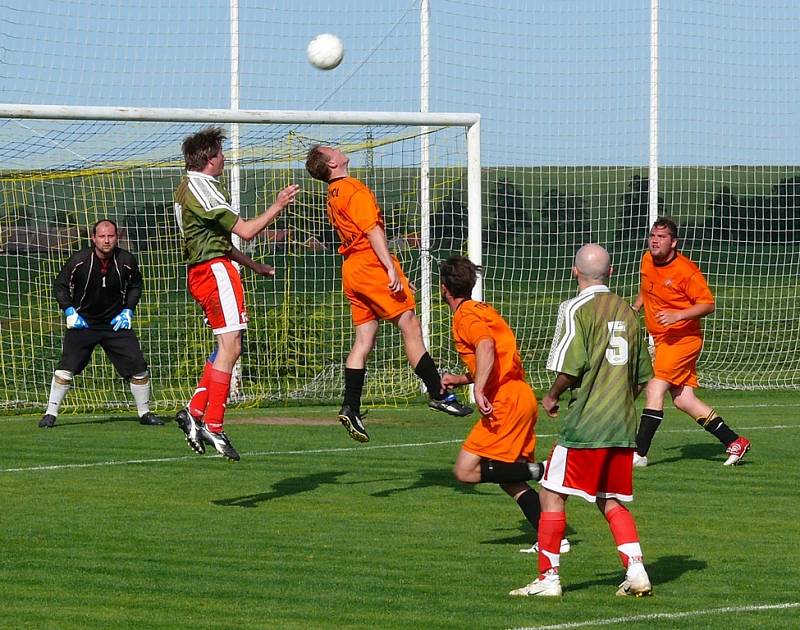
[703, 177, 800, 243]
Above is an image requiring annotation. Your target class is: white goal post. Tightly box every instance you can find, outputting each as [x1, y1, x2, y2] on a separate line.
[0, 103, 481, 412]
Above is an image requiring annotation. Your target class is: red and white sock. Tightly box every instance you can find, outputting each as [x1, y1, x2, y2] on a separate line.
[188, 360, 215, 419]
[537, 511, 566, 575]
[204, 368, 231, 433]
[605, 504, 643, 568]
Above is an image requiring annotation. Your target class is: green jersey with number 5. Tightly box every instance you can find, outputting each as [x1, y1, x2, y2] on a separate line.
[547, 285, 652, 448]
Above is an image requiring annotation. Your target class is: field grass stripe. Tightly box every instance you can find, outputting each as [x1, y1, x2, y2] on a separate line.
[0, 439, 464, 473]
[3, 399, 799, 425]
[511, 601, 800, 630]
[2, 424, 798, 474]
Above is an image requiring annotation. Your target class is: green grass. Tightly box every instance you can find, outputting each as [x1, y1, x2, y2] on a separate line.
[2, 391, 799, 629]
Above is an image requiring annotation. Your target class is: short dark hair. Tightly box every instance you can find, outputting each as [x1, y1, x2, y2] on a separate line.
[305, 145, 331, 182]
[181, 127, 226, 171]
[652, 216, 679, 239]
[440, 256, 481, 299]
[92, 218, 118, 236]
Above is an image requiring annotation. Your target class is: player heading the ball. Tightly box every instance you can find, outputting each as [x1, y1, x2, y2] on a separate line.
[306, 145, 473, 443]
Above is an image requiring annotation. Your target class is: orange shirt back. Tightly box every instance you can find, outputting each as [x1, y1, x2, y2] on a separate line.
[640, 251, 715, 339]
[326, 176, 384, 257]
[452, 300, 527, 399]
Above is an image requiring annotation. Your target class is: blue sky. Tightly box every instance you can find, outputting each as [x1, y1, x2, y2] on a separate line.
[1, 0, 798, 166]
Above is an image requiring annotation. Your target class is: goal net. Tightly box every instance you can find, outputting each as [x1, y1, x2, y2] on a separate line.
[0, 110, 479, 412]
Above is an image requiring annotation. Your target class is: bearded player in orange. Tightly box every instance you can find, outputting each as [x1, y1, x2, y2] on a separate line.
[633, 217, 750, 467]
[305, 146, 472, 443]
[439, 256, 570, 556]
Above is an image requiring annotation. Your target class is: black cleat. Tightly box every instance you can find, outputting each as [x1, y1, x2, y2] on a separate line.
[338, 405, 369, 443]
[428, 393, 473, 417]
[139, 411, 165, 426]
[175, 408, 205, 454]
[199, 425, 240, 461]
[38, 414, 57, 428]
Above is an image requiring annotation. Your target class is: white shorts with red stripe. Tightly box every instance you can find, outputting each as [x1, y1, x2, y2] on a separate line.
[541, 444, 634, 504]
[187, 257, 248, 335]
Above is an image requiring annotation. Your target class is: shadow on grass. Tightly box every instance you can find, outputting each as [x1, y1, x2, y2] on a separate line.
[212, 471, 349, 508]
[481, 521, 578, 549]
[651, 441, 727, 466]
[565, 554, 707, 593]
[46, 415, 144, 427]
[370, 468, 484, 498]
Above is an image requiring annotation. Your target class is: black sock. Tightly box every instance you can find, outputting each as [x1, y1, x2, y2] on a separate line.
[343, 367, 365, 413]
[479, 459, 534, 483]
[636, 408, 663, 456]
[516, 487, 541, 530]
[414, 352, 443, 400]
[697, 414, 738, 446]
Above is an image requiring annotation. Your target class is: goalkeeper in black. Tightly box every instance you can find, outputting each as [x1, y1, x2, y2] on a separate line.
[39, 219, 163, 428]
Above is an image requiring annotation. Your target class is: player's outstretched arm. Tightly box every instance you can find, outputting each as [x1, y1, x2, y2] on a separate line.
[229, 246, 275, 277]
[233, 184, 301, 241]
[442, 372, 471, 389]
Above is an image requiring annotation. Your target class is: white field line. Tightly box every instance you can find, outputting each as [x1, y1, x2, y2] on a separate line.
[2, 424, 798, 475]
[510, 601, 800, 630]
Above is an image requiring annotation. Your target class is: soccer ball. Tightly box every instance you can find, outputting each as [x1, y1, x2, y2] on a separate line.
[307, 33, 344, 70]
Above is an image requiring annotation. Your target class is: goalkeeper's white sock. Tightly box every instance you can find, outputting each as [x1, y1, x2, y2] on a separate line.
[45, 371, 72, 416]
[130, 372, 151, 417]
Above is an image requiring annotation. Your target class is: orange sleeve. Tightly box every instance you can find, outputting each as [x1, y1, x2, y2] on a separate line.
[457, 308, 493, 345]
[348, 189, 380, 233]
[685, 267, 715, 304]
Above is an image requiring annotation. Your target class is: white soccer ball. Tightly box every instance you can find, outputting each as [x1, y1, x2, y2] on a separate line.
[307, 33, 344, 70]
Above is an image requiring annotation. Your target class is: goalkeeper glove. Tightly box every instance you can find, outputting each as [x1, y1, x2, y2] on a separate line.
[110, 308, 133, 331]
[64, 307, 89, 330]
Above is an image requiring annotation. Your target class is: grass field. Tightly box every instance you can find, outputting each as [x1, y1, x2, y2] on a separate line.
[3, 390, 799, 629]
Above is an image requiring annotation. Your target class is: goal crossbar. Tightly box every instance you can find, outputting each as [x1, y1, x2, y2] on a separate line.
[0, 103, 480, 127]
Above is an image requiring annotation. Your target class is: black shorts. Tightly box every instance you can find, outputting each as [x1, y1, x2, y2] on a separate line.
[58, 329, 148, 378]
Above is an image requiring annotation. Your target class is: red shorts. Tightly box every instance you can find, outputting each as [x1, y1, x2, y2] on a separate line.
[463, 380, 537, 462]
[187, 257, 248, 335]
[653, 334, 703, 387]
[541, 445, 634, 503]
[342, 251, 416, 326]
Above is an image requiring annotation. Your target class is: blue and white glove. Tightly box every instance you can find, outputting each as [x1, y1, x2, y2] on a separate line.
[110, 308, 133, 332]
[64, 307, 89, 330]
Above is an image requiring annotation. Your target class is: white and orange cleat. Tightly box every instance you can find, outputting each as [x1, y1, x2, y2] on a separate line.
[724, 436, 751, 466]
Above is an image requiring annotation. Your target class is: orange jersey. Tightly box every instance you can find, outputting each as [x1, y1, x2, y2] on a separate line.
[454, 300, 537, 462]
[326, 176, 384, 257]
[452, 300, 528, 400]
[640, 251, 714, 339]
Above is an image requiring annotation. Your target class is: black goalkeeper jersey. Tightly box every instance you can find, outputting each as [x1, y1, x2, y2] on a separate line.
[53, 246, 142, 330]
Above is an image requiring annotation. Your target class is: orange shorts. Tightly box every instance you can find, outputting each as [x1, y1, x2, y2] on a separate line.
[463, 380, 537, 463]
[341, 252, 416, 326]
[652, 333, 703, 388]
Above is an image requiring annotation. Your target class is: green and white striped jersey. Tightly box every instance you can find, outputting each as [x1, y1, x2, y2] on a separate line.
[174, 171, 239, 265]
[547, 285, 653, 448]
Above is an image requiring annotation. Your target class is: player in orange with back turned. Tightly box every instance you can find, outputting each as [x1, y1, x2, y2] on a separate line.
[306, 146, 472, 443]
[439, 257, 569, 557]
[633, 217, 750, 466]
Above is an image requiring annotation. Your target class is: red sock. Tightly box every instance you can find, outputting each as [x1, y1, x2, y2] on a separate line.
[188, 361, 215, 419]
[605, 504, 642, 568]
[204, 368, 231, 432]
[537, 511, 566, 574]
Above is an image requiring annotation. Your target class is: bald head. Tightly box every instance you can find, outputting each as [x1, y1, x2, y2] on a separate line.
[574, 244, 611, 285]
